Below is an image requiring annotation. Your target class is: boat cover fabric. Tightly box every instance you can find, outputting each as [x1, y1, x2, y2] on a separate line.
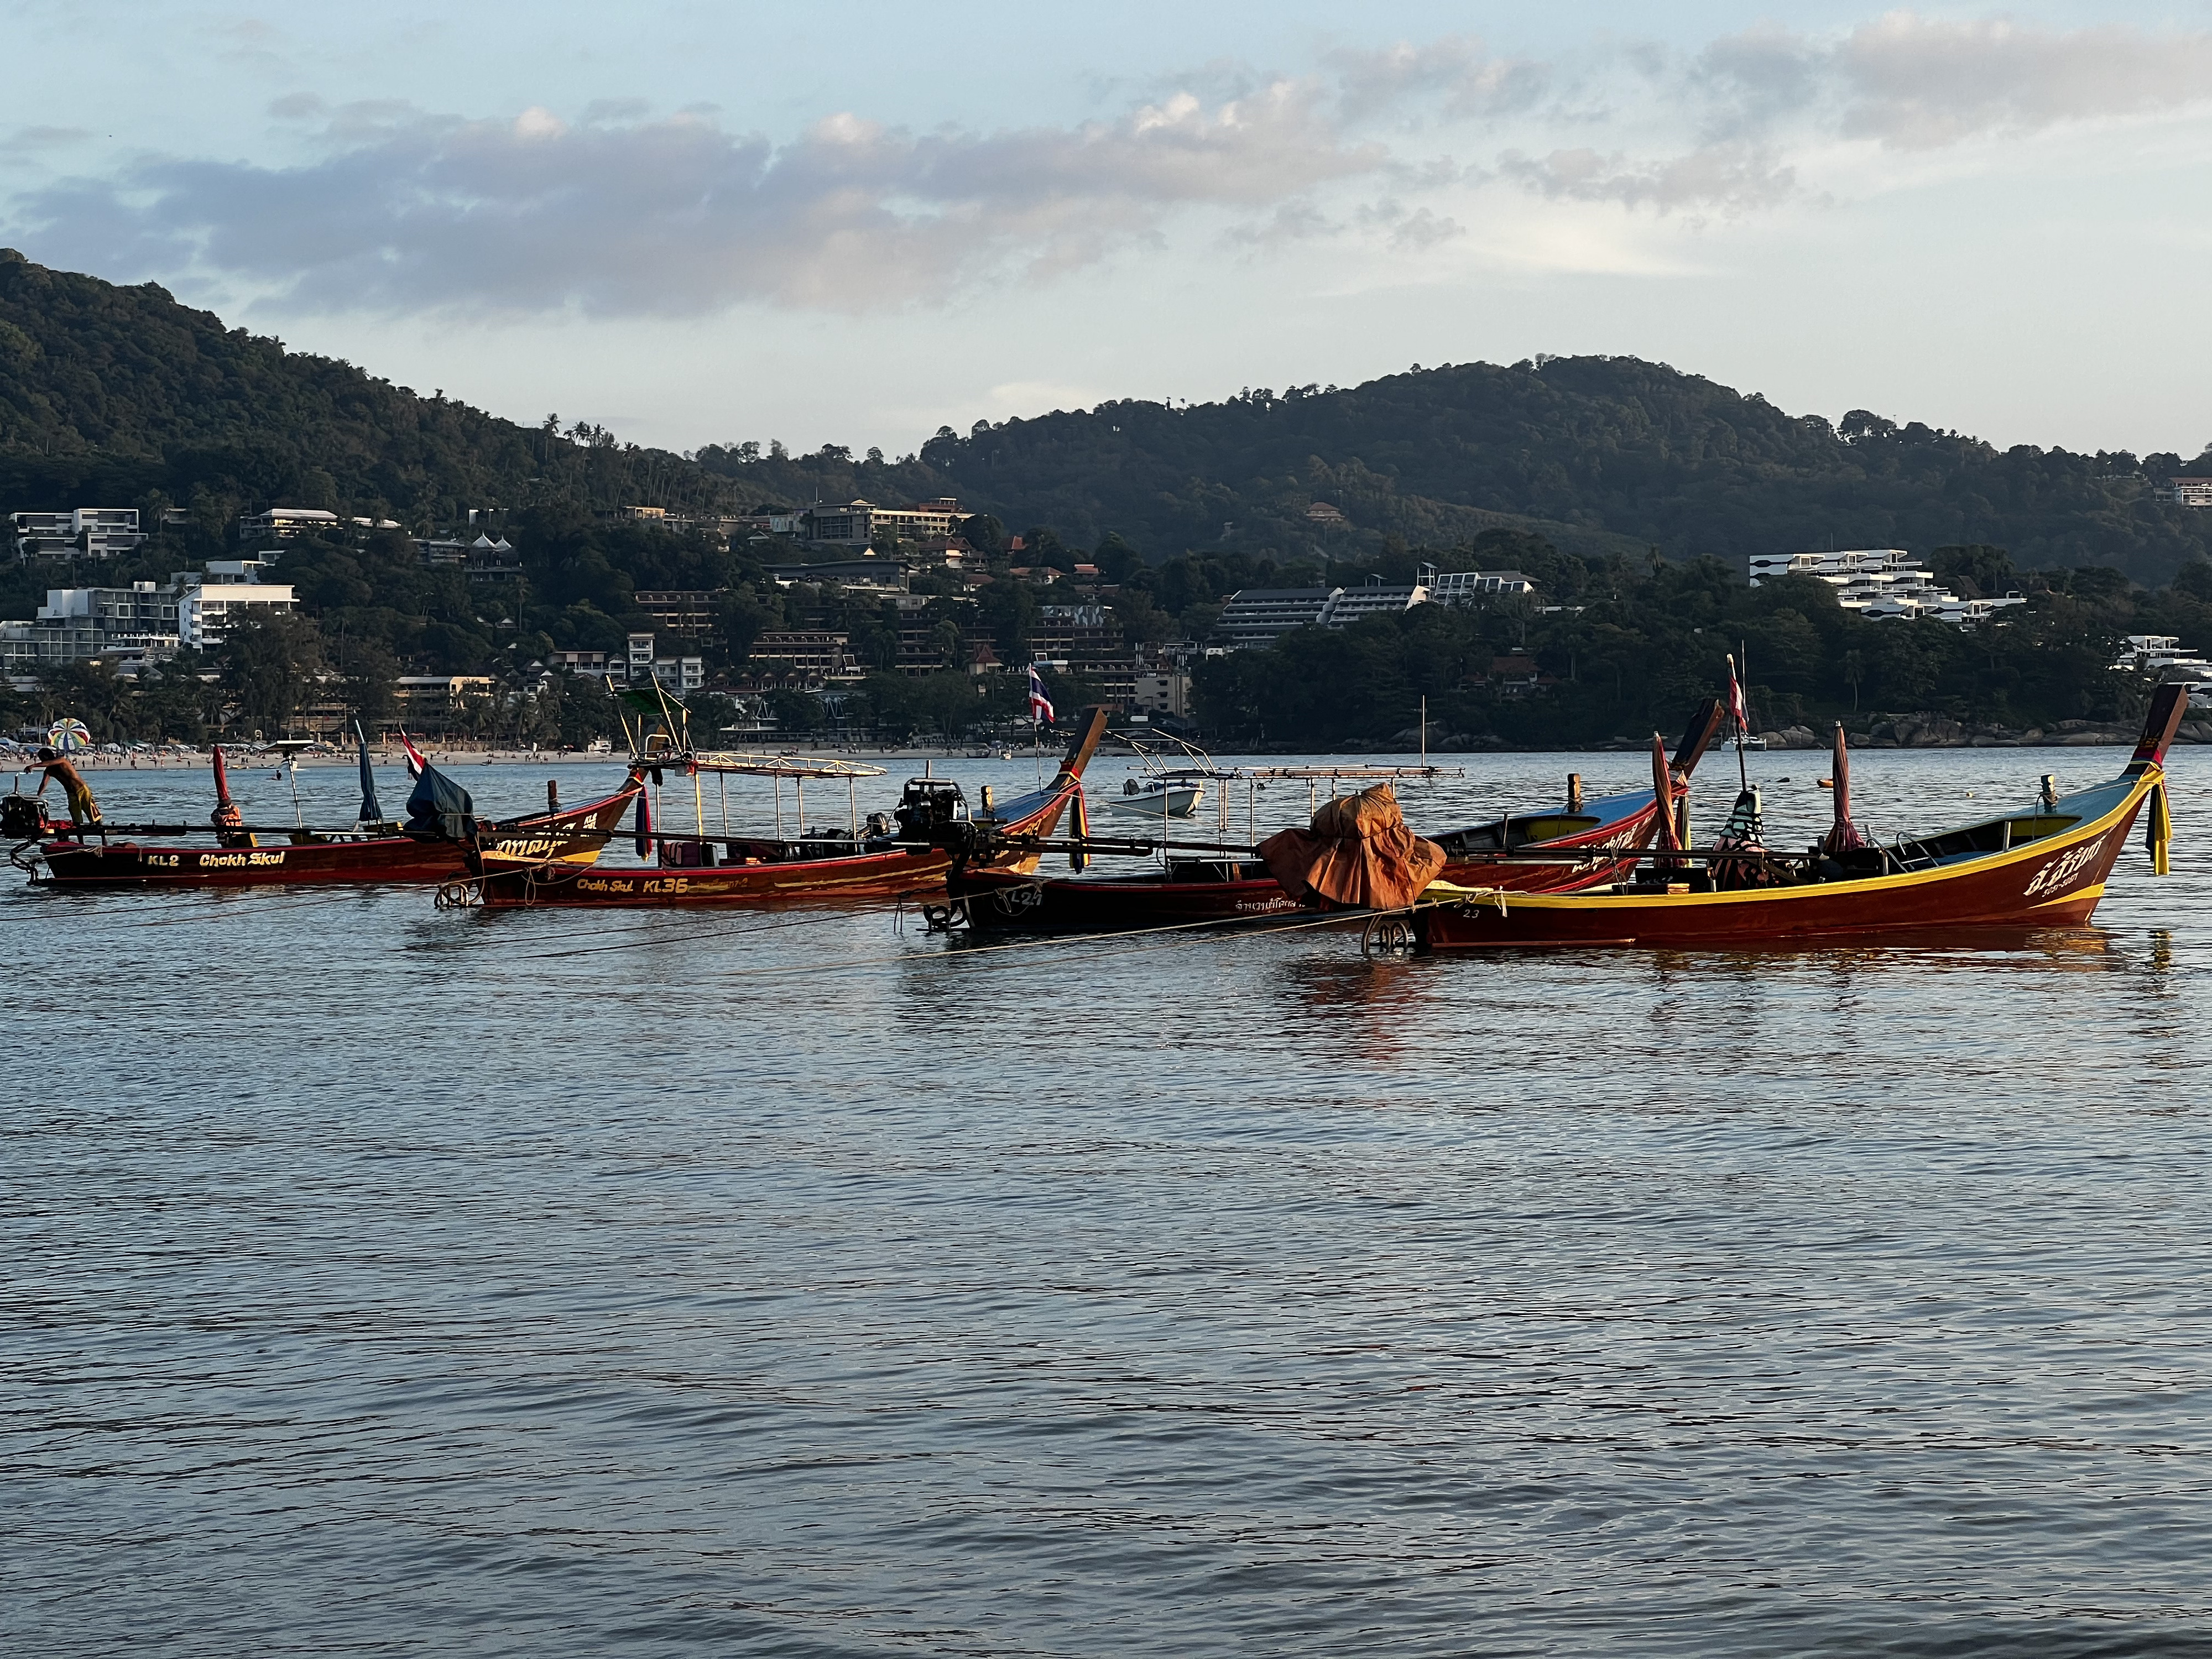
[1822, 722, 1866, 853]
[355, 721, 385, 825]
[1259, 784, 1446, 910]
[404, 760, 476, 838]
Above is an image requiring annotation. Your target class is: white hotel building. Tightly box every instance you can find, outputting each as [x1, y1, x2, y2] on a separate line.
[1747, 549, 2026, 626]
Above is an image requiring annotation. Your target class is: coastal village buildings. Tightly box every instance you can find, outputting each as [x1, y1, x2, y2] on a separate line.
[634, 591, 717, 641]
[2117, 634, 2212, 686]
[764, 557, 909, 592]
[236, 507, 343, 541]
[178, 565, 295, 649]
[11, 507, 150, 562]
[799, 498, 970, 546]
[1212, 571, 1535, 650]
[1, 561, 291, 672]
[2163, 479, 2212, 508]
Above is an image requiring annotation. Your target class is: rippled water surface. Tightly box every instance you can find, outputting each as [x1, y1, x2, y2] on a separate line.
[7, 745, 2212, 1657]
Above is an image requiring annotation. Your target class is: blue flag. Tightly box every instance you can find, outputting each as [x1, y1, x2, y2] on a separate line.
[355, 719, 385, 825]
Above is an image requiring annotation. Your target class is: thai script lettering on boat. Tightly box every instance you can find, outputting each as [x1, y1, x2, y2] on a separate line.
[2023, 832, 2110, 899]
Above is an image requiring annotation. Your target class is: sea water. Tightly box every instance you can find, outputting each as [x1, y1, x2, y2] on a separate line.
[6, 745, 2211, 1657]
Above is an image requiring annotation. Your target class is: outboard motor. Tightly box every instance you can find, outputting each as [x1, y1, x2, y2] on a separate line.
[1, 794, 43, 839]
[888, 778, 980, 857]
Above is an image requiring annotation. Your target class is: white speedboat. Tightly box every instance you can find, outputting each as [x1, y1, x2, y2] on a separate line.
[1103, 774, 1206, 818]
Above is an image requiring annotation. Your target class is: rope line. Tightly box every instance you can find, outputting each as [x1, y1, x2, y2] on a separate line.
[513, 898, 1425, 977]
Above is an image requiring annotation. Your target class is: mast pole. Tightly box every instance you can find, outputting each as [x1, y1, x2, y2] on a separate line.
[1729, 650, 1749, 794]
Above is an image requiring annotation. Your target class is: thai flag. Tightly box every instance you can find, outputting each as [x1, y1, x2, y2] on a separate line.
[1028, 665, 1055, 724]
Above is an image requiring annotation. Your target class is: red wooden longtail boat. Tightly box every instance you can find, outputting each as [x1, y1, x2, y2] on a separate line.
[467, 708, 1109, 907]
[1414, 686, 2188, 951]
[14, 741, 642, 890]
[1428, 697, 1726, 890]
[945, 698, 1729, 935]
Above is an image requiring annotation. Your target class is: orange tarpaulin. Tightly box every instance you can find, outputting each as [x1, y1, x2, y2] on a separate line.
[1258, 783, 1446, 910]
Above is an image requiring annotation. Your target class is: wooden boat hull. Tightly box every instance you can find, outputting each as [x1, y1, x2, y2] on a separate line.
[1418, 771, 2158, 951]
[37, 834, 469, 888]
[1437, 798, 1662, 893]
[951, 864, 1313, 932]
[478, 844, 967, 906]
[471, 709, 1109, 909]
[30, 791, 638, 890]
[1427, 699, 1724, 893]
[950, 779, 1681, 932]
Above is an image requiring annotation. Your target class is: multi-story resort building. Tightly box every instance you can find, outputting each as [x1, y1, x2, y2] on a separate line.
[0, 562, 293, 673]
[1748, 549, 2026, 625]
[800, 498, 972, 547]
[11, 507, 150, 561]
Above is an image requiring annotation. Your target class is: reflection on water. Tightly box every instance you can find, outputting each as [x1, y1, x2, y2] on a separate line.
[6, 748, 2212, 1656]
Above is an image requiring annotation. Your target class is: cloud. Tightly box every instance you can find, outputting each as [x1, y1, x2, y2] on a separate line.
[1834, 13, 2212, 149]
[12, 13, 2211, 319]
[1328, 35, 1548, 122]
[1356, 199, 1467, 251]
[8, 86, 1381, 317]
[1501, 141, 1797, 216]
[1225, 200, 1338, 250]
[0, 126, 92, 157]
[1695, 13, 2212, 151]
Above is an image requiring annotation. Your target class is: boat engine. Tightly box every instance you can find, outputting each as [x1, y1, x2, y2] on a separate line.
[889, 778, 980, 855]
[0, 794, 44, 839]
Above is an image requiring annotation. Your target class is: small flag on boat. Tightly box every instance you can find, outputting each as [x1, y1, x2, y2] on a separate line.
[1725, 655, 1749, 734]
[1028, 665, 1055, 724]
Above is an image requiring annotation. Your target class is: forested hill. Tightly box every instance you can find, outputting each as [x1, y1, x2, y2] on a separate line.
[862, 359, 2209, 584]
[3, 248, 2209, 582]
[0, 250, 733, 525]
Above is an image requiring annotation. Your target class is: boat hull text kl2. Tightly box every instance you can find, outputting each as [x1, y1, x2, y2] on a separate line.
[1416, 686, 2188, 951]
[467, 708, 1109, 907]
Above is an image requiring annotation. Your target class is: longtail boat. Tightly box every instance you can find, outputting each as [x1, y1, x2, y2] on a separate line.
[467, 707, 1109, 907]
[9, 732, 640, 890]
[951, 856, 1311, 933]
[1428, 697, 1727, 890]
[1414, 686, 2188, 951]
[946, 698, 1730, 935]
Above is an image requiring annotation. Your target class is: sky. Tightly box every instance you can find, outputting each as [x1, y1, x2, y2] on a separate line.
[3, 1, 2209, 460]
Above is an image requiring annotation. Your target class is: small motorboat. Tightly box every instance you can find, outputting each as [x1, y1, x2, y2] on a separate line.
[1102, 773, 1206, 819]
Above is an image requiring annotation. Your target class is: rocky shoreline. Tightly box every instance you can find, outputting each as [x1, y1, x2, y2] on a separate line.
[1756, 712, 2212, 749]
[1350, 709, 2212, 754]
